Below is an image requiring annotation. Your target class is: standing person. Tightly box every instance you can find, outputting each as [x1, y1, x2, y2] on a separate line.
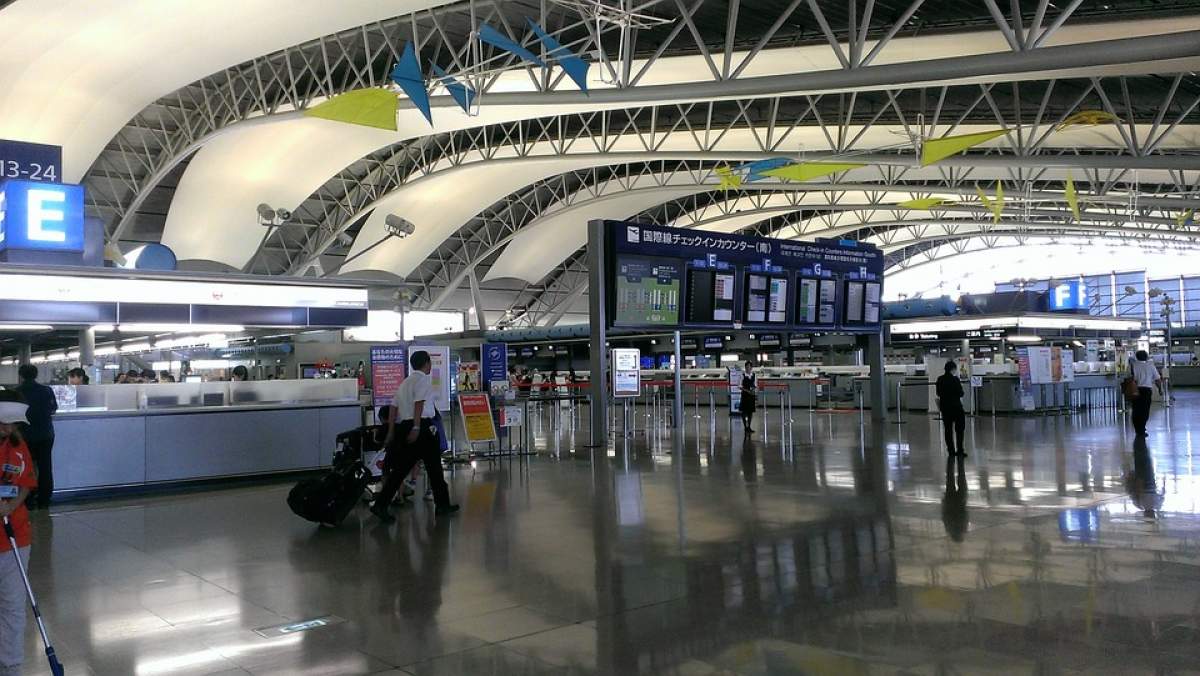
[1129, 350, 1163, 438]
[15, 366, 56, 510]
[936, 361, 967, 457]
[0, 399, 37, 676]
[370, 351, 458, 522]
[740, 361, 757, 436]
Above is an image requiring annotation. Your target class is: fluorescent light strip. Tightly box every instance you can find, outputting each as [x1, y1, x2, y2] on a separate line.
[93, 324, 244, 333]
[1007, 335, 1043, 343]
[0, 324, 53, 331]
[0, 273, 367, 309]
[890, 316, 1142, 334]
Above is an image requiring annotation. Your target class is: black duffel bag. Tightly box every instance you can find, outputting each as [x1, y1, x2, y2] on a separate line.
[288, 461, 371, 527]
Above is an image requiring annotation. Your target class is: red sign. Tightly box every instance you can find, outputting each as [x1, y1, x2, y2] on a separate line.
[458, 393, 497, 443]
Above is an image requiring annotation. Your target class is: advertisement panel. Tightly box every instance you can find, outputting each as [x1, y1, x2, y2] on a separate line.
[1017, 347, 1035, 410]
[481, 342, 508, 389]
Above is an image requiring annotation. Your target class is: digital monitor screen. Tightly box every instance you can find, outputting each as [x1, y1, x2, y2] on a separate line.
[743, 272, 788, 324]
[797, 278, 819, 324]
[640, 356, 655, 369]
[658, 355, 674, 369]
[703, 336, 724, 349]
[818, 279, 837, 324]
[615, 256, 680, 326]
[844, 281, 865, 323]
[864, 282, 881, 324]
[686, 268, 737, 324]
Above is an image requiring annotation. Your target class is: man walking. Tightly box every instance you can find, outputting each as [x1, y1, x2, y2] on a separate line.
[15, 365, 56, 509]
[371, 351, 458, 521]
[1130, 350, 1163, 438]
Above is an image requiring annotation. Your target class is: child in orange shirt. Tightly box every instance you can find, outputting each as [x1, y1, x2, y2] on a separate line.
[0, 400, 37, 676]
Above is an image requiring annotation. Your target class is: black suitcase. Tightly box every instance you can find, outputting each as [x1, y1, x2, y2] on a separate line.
[288, 461, 371, 527]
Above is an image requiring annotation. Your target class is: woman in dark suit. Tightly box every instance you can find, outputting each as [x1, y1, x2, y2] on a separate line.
[740, 361, 757, 436]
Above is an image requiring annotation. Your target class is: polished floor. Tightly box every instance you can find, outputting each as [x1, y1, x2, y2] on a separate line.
[16, 392, 1200, 675]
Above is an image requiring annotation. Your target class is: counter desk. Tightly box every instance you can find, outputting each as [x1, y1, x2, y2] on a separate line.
[47, 380, 362, 496]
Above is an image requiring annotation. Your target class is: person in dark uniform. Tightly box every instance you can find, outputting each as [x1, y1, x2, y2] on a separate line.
[15, 365, 57, 509]
[740, 361, 757, 436]
[936, 361, 966, 457]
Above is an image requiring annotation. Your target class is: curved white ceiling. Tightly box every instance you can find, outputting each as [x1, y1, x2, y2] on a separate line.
[332, 127, 1196, 281]
[156, 16, 1200, 269]
[0, 0, 449, 181]
[485, 186, 709, 284]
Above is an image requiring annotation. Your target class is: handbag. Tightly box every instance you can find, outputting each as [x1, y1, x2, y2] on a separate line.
[1121, 375, 1138, 401]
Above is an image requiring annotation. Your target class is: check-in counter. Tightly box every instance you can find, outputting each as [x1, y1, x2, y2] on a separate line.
[50, 379, 361, 495]
[1169, 365, 1200, 387]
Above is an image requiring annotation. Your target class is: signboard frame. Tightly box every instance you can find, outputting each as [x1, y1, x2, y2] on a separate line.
[611, 347, 641, 397]
[369, 344, 407, 413]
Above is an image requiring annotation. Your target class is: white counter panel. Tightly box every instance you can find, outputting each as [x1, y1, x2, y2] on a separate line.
[54, 415, 147, 490]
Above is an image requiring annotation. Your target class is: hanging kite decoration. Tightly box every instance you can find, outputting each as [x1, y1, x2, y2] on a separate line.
[898, 197, 956, 210]
[1064, 172, 1082, 222]
[920, 129, 1009, 166]
[975, 182, 1005, 224]
[1056, 110, 1121, 131]
[760, 161, 866, 182]
[305, 21, 590, 130]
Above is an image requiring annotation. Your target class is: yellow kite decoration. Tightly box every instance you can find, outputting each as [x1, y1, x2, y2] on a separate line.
[1064, 172, 1081, 222]
[1056, 110, 1121, 131]
[1178, 209, 1196, 228]
[921, 129, 1008, 166]
[898, 197, 955, 210]
[976, 182, 1005, 224]
[714, 166, 744, 190]
[761, 161, 866, 182]
[303, 88, 400, 131]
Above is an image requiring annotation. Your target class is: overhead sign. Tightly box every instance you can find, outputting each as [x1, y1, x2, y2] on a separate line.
[0, 139, 62, 183]
[758, 333, 782, 348]
[605, 221, 883, 332]
[703, 336, 724, 350]
[611, 348, 641, 397]
[0, 180, 84, 252]
[1048, 281, 1088, 311]
[459, 393, 498, 443]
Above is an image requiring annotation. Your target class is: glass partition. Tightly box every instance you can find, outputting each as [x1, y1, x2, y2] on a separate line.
[56, 378, 358, 413]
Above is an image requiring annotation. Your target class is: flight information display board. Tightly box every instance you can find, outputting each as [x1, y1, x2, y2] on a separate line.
[604, 221, 883, 333]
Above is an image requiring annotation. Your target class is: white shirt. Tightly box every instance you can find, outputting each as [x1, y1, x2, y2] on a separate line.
[1131, 360, 1160, 388]
[393, 370, 435, 421]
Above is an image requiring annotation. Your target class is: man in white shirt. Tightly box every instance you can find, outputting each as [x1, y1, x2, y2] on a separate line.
[1129, 350, 1163, 438]
[370, 350, 458, 521]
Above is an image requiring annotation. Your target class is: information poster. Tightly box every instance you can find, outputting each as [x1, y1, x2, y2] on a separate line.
[459, 393, 498, 443]
[615, 256, 680, 326]
[410, 344, 451, 411]
[1086, 339, 1099, 362]
[482, 342, 507, 389]
[499, 405, 523, 428]
[1026, 346, 1054, 385]
[1017, 347, 1035, 410]
[457, 361, 480, 392]
[369, 344, 407, 411]
[612, 348, 641, 397]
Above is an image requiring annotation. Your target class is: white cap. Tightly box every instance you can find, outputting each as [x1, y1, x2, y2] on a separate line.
[0, 402, 28, 425]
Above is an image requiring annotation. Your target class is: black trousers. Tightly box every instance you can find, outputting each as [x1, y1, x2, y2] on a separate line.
[374, 420, 450, 508]
[1132, 387, 1154, 435]
[24, 435, 54, 508]
[942, 410, 966, 455]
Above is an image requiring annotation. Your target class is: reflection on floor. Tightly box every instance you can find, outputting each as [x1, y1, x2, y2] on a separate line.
[18, 390, 1200, 674]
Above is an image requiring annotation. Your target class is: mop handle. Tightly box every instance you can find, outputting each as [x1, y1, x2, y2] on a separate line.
[2, 516, 51, 644]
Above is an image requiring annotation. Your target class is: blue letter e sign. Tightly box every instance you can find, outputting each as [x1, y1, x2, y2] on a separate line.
[0, 180, 85, 253]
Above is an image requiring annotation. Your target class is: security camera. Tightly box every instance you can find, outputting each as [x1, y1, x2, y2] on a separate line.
[336, 232, 354, 247]
[256, 203, 275, 221]
[385, 214, 416, 237]
[276, 208, 292, 221]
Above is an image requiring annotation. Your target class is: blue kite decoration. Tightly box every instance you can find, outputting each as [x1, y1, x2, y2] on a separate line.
[732, 158, 793, 182]
[390, 42, 432, 124]
[430, 64, 476, 113]
[527, 19, 590, 92]
[478, 23, 546, 68]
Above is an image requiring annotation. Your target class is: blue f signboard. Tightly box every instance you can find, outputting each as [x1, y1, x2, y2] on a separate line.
[0, 180, 85, 253]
